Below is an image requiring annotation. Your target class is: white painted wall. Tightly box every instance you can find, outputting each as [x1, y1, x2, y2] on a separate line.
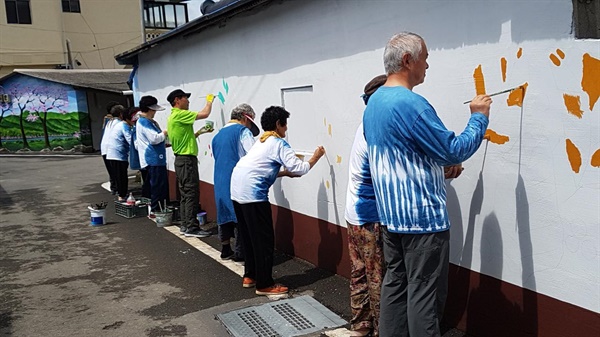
[135, 0, 599, 313]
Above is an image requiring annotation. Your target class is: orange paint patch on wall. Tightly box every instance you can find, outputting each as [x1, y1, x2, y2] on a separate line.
[591, 149, 600, 167]
[563, 94, 584, 118]
[556, 48, 565, 59]
[565, 139, 582, 173]
[582, 53, 600, 111]
[500, 57, 507, 83]
[549, 53, 561, 66]
[336, 155, 342, 164]
[507, 82, 529, 107]
[326, 180, 330, 189]
[484, 129, 510, 144]
[517, 47, 523, 59]
[473, 65, 486, 95]
[328, 124, 332, 136]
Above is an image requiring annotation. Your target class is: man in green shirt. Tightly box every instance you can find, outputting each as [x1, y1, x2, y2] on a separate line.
[166, 89, 214, 237]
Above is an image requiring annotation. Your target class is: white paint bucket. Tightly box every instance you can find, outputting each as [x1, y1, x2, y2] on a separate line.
[155, 211, 173, 227]
[90, 209, 106, 226]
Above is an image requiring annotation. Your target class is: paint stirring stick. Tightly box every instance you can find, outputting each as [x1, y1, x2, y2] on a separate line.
[463, 86, 521, 104]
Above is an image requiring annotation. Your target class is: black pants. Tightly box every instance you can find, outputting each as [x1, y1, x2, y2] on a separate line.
[233, 201, 274, 289]
[148, 165, 169, 212]
[174, 155, 199, 229]
[379, 229, 449, 337]
[102, 155, 117, 193]
[218, 222, 244, 258]
[108, 159, 129, 199]
[141, 168, 151, 198]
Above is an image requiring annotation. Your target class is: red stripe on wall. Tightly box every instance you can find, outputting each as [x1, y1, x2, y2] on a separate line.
[169, 171, 600, 336]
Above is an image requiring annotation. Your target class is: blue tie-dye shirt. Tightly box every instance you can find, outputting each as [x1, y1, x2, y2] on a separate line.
[135, 116, 166, 168]
[105, 120, 132, 162]
[363, 86, 488, 233]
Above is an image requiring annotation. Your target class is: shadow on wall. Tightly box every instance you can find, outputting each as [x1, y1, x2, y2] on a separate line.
[272, 178, 295, 258]
[317, 180, 343, 274]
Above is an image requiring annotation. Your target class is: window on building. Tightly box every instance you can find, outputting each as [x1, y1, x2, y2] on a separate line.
[5, 0, 32, 24]
[144, 1, 188, 29]
[62, 0, 80, 13]
[573, 0, 600, 39]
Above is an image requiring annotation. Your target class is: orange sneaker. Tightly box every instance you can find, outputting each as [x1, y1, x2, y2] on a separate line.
[242, 277, 256, 288]
[255, 284, 288, 295]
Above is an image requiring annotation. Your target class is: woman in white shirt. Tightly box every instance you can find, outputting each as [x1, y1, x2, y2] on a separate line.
[230, 106, 325, 296]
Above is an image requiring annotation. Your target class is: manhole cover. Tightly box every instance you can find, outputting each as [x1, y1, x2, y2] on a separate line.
[217, 295, 346, 337]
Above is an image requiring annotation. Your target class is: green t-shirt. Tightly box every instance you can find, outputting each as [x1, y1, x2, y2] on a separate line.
[167, 107, 198, 156]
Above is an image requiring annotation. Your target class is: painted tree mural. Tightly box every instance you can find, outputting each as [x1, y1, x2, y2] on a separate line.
[30, 86, 68, 149]
[0, 75, 91, 151]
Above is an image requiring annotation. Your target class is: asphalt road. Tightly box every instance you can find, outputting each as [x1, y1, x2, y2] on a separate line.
[0, 155, 467, 337]
[0, 155, 352, 337]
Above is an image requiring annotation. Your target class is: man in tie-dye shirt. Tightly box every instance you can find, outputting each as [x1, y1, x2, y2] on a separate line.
[363, 32, 492, 337]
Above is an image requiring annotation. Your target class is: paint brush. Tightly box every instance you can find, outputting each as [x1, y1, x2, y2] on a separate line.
[463, 86, 521, 104]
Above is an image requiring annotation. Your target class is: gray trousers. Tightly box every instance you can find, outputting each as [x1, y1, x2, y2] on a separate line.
[174, 155, 200, 229]
[379, 229, 449, 337]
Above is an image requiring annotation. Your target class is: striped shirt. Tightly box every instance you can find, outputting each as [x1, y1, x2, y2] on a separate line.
[363, 86, 488, 233]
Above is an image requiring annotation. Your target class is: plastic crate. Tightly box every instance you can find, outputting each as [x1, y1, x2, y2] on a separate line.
[115, 197, 151, 218]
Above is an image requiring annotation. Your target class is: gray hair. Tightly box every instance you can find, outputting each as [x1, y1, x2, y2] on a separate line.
[383, 32, 424, 75]
[230, 103, 255, 121]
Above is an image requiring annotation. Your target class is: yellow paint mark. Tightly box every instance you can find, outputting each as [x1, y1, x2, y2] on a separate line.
[556, 48, 565, 59]
[336, 155, 342, 164]
[563, 94, 583, 119]
[473, 65, 486, 95]
[582, 53, 600, 111]
[549, 53, 561, 66]
[517, 48, 523, 59]
[324, 117, 327, 126]
[591, 149, 600, 167]
[328, 124, 332, 136]
[506, 82, 528, 107]
[566, 139, 582, 173]
[500, 57, 507, 83]
[326, 180, 330, 189]
[483, 129, 510, 144]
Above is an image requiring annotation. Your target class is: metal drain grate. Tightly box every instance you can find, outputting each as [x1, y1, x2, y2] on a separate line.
[217, 295, 346, 337]
[272, 303, 315, 330]
[238, 310, 280, 337]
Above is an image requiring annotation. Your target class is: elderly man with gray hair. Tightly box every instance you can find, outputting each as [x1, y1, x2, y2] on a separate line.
[211, 103, 260, 261]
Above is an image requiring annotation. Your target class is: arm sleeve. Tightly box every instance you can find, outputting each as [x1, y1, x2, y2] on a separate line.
[240, 128, 255, 155]
[410, 109, 489, 166]
[176, 109, 198, 125]
[140, 120, 165, 145]
[277, 140, 310, 176]
[122, 123, 132, 146]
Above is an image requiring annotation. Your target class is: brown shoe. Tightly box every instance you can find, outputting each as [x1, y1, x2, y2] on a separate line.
[242, 277, 256, 288]
[255, 284, 288, 295]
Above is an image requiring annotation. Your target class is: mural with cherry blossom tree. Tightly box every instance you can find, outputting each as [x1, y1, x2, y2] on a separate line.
[0, 75, 91, 151]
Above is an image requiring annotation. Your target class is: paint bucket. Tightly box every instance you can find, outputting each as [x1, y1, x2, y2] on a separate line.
[167, 205, 180, 222]
[197, 211, 207, 226]
[155, 210, 173, 227]
[90, 209, 106, 226]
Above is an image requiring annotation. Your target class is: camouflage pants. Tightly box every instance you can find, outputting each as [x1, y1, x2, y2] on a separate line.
[348, 222, 385, 336]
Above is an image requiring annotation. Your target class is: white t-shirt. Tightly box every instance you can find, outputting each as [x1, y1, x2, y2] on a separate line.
[231, 136, 310, 203]
[344, 123, 379, 225]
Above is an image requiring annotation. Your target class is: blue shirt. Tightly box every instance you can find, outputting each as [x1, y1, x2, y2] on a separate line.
[105, 121, 132, 162]
[363, 86, 488, 233]
[212, 123, 255, 224]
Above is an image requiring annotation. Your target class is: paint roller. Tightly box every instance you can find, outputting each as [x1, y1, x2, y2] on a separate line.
[463, 85, 524, 104]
